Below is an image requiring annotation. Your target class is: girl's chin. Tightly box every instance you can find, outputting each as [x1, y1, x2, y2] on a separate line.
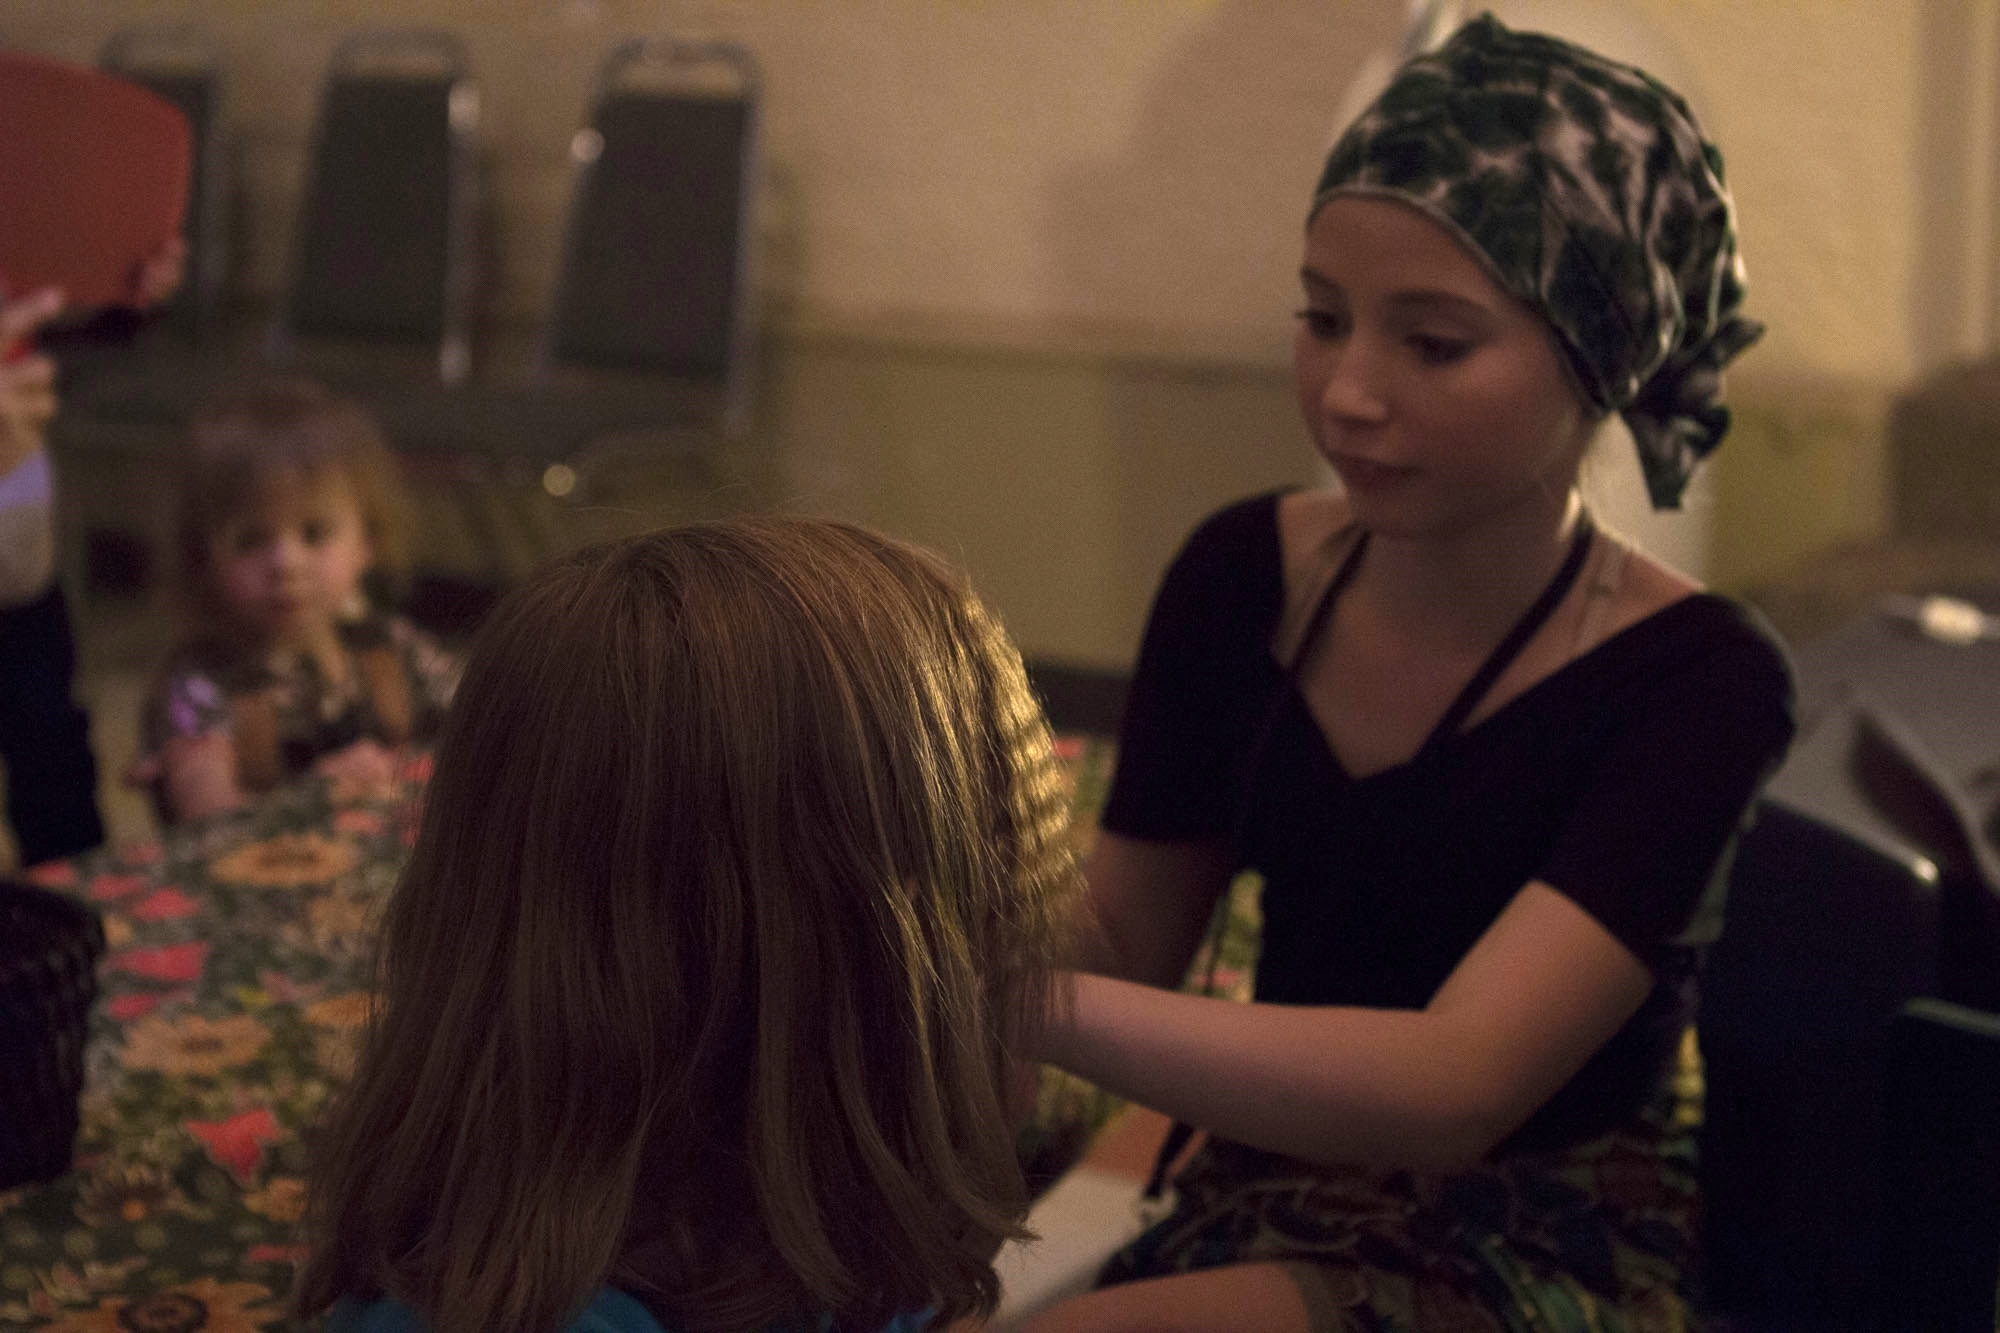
[234, 610, 329, 647]
[1329, 481, 1426, 529]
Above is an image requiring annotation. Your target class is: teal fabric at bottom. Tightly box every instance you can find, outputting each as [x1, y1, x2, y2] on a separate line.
[328, 1289, 933, 1333]
[329, 1287, 667, 1332]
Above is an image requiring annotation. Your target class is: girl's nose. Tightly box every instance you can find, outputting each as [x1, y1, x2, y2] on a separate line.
[1316, 340, 1391, 424]
[268, 535, 307, 572]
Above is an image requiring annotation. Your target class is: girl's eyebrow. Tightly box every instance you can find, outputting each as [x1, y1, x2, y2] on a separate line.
[1298, 268, 1495, 321]
[1299, 268, 1339, 297]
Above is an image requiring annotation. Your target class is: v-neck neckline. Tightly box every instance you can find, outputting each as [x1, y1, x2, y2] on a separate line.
[1275, 513, 1598, 781]
[1289, 589, 1720, 785]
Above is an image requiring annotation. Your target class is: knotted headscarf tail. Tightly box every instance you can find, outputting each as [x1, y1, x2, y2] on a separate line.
[1312, 13, 1762, 510]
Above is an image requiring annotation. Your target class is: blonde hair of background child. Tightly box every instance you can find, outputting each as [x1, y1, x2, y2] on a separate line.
[296, 516, 1083, 1333]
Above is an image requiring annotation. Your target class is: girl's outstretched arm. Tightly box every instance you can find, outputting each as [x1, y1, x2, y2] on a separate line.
[1072, 829, 1235, 990]
[1044, 881, 1651, 1171]
[152, 731, 248, 822]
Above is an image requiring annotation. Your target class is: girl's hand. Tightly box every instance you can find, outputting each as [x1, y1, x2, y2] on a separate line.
[314, 738, 400, 803]
[156, 731, 247, 822]
[128, 235, 187, 310]
[0, 288, 64, 475]
[1042, 883, 1652, 1171]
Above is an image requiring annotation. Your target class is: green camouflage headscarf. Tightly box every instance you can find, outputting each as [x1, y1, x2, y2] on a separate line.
[1312, 13, 1761, 509]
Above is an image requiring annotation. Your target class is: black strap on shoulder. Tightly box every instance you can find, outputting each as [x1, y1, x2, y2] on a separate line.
[1416, 511, 1594, 760]
[1224, 526, 1370, 843]
[1139, 511, 1593, 1201]
[1142, 526, 1369, 1201]
[1287, 527, 1372, 679]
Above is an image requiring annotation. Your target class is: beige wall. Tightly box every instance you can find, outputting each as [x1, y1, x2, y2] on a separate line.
[1622, 0, 1923, 384]
[5, 0, 1403, 346]
[5, 2, 1956, 667]
[757, 331, 1308, 667]
[8, 0, 1376, 669]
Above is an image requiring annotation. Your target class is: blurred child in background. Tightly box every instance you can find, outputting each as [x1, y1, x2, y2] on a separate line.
[131, 377, 455, 823]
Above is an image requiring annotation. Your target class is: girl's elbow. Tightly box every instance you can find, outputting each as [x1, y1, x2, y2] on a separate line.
[1384, 1113, 1505, 1172]
[1392, 1079, 1533, 1171]
[1418, 1116, 1512, 1170]
[1297, 1099, 1512, 1173]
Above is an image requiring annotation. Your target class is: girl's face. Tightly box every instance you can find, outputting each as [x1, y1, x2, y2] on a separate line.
[208, 469, 373, 648]
[1293, 196, 1595, 538]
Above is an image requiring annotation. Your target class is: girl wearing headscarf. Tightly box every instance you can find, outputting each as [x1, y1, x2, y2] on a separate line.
[1029, 16, 1795, 1333]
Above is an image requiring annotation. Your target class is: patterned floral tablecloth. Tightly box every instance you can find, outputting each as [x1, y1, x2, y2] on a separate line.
[0, 735, 1206, 1332]
[0, 752, 433, 1332]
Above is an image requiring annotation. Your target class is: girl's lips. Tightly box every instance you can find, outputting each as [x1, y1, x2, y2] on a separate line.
[1330, 454, 1418, 490]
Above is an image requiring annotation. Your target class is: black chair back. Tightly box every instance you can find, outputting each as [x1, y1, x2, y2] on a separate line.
[542, 39, 759, 436]
[277, 29, 478, 383]
[1879, 997, 2000, 1333]
[1701, 792, 1940, 1327]
[99, 25, 227, 343]
[1702, 688, 2000, 1331]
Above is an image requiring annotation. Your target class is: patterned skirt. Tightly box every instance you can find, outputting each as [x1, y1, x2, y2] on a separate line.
[1097, 1108, 1700, 1333]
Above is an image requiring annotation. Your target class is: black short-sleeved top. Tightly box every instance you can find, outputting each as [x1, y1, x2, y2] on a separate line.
[1103, 492, 1797, 1152]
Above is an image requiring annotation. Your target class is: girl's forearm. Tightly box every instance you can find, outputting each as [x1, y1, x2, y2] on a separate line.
[163, 731, 248, 822]
[1046, 972, 1507, 1170]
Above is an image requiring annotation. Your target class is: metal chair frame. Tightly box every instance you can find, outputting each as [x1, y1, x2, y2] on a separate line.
[98, 24, 228, 343]
[270, 28, 480, 385]
[538, 37, 760, 439]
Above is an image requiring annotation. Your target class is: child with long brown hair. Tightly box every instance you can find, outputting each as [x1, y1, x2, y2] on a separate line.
[130, 377, 456, 822]
[295, 516, 1081, 1333]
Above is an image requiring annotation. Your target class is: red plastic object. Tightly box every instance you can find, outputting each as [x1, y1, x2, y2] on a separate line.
[0, 50, 191, 310]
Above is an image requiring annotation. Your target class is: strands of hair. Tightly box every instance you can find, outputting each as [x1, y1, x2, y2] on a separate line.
[296, 516, 1082, 1333]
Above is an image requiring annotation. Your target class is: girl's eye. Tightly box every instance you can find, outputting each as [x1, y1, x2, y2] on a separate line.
[232, 528, 271, 554]
[1409, 334, 1473, 365]
[1294, 308, 1347, 341]
[301, 521, 329, 546]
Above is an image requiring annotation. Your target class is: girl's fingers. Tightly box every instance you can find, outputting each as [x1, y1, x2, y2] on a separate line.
[131, 236, 187, 308]
[2, 352, 58, 405]
[1, 348, 58, 399]
[1, 385, 58, 437]
[0, 287, 66, 348]
[0, 350, 59, 471]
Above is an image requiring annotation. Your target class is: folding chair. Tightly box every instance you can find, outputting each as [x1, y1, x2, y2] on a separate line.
[98, 24, 227, 345]
[272, 29, 479, 385]
[540, 36, 760, 441]
[1701, 678, 2000, 1332]
[376, 35, 757, 505]
[1700, 784, 1941, 1331]
[1879, 997, 2000, 1333]
[366, 36, 761, 629]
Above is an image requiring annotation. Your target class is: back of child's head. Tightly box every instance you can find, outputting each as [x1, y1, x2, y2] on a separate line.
[176, 376, 408, 626]
[298, 516, 1081, 1333]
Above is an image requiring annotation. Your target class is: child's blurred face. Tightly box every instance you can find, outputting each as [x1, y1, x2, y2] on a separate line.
[208, 469, 372, 647]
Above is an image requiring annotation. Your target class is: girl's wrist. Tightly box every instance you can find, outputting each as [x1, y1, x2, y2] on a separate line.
[1038, 970, 1086, 1067]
